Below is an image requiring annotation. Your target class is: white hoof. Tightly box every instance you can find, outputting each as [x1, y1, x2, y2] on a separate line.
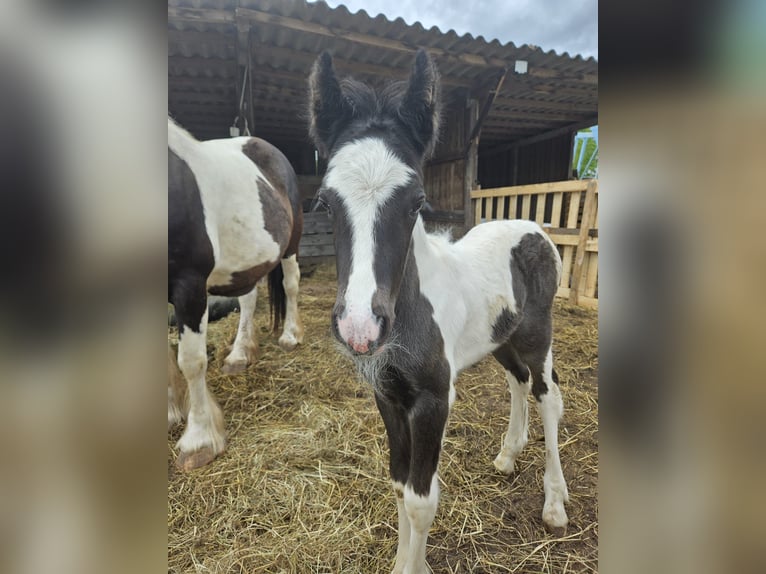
[222, 357, 249, 375]
[493, 452, 517, 475]
[542, 500, 568, 535]
[278, 331, 300, 351]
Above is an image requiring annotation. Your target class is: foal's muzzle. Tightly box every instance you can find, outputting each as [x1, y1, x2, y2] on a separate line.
[332, 303, 392, 355]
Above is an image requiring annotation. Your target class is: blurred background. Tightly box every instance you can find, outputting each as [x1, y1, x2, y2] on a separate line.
[0, 0, 764, 572]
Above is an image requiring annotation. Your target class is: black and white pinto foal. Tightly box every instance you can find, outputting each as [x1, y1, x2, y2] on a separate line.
[309, 51, 568, 572]
[168, 118, 304, 470]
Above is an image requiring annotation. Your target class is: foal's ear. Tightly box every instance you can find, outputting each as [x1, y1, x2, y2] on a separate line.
[399, 49, 441, 158]
[308, 52, 352, 158]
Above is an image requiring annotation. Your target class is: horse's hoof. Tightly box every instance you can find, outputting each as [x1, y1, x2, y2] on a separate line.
[278, 334, 299, 351]
[542, 504, 568, 537]
[222, 359, 248, 375]
[176, 447, 218, 471]
[493, 454, 516, 475]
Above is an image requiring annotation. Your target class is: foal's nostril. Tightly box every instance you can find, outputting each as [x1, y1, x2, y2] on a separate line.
[374, 313, 389, 342]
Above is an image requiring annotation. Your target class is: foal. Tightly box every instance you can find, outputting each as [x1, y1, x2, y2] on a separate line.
[309, 51, 568, 572]
[168, 118, 304, 470]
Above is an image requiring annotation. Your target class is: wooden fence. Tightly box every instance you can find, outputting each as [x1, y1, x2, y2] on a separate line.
[470, 179, 599, 308]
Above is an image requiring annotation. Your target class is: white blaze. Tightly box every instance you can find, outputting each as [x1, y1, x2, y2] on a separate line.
[325, 138, 414, 350]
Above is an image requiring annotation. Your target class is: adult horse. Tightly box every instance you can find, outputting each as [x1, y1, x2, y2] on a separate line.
[308, 51, 568, 573]
[168, 118, 304, 470]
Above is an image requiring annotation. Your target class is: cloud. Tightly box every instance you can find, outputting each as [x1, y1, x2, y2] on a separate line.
[322, 0, 598, 59]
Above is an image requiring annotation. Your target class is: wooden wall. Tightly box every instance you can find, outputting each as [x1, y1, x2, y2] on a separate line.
[424, 101, 468, 212]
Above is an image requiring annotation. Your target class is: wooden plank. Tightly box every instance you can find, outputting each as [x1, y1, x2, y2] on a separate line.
[301, 219, 333, 234]
[554, 287, 597, 309]
[497, 196, 506, 220]
[551, 192, 563, 227]
[568, 180, 598, 305]
[299, 244, 336, 258]
[534, 194, 546, 224]
[566, 191, 582, 228]
[546, 233, 598, 249]
[521, 195, 531, 220]
[470, 180, 588, 199]
[507, 195, 518, 219]
[474, 198, 483, 225]
[584, 252, 599, 298]
[298, 234, 335, 247]
[558, 190, 581, 292]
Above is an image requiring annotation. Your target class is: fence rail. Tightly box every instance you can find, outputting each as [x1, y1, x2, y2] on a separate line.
[470, 179, 599, 308]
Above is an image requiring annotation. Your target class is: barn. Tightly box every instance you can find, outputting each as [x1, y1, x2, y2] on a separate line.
[168, 0, 599, 306]
[168, 2, 598, 572]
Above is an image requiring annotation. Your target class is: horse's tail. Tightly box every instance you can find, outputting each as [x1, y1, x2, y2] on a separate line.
[267, 261, 287, 334]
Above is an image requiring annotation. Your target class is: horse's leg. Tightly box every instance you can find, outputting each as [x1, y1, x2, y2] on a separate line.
[174, 277, 225, 470]
[531, 347, 569, 535]
[403, 393, 449, 574]
[374, 392, 412, 574]
[277, 254, 304, 351]
[168, 341, 186, 429]
[492, 344, 532, 474]
[222, 287, 259, 374]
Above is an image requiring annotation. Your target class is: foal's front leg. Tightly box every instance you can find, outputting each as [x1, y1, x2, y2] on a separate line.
[375, 394, 412, 574]
[376, 389, 449, 574]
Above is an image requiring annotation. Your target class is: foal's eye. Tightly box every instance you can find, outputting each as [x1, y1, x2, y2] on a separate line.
[410, 197, 426, 217]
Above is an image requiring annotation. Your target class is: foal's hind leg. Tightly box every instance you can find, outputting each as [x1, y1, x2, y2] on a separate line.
[278, 254, 304, 350]
[223, 287, 259, 374]
[531, 347, 569, 534]
[492, 344, 532, 474]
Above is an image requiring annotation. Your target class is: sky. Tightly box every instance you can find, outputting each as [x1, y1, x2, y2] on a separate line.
[320, 0, 598, 60]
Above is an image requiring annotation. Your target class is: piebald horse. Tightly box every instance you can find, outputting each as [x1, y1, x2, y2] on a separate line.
[168, 118, 304, 470]
[309, 51, 569, 573]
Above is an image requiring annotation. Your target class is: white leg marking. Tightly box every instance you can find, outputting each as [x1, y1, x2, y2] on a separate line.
[222, 287, 259, 374]
[494, 370, 531, 474]
[167, 343, 186, 429]
[176, 309, 225, 469]
[403, 474, 439, 574]
[536, 348, 569, 532]
[391, 481, 411, 574]
[278, 255, 304, 350]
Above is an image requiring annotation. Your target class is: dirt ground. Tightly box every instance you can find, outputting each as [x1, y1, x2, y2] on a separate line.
[168, 262, 598, 573]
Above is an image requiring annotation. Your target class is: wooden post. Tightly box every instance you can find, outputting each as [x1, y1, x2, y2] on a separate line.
[569, 180, 598, 305]
[463, 98, 479, 230]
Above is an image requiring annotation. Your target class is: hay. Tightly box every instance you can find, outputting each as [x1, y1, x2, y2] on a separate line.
[168, 263, 598, 573]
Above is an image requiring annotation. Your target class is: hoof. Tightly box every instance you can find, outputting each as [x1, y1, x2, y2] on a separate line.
[176, 446, 218, 471]
[542, 503, 568, 537]
[493, 453, 516, 475]
[278, 333, 299, 351]
[222, 359, 248, 375]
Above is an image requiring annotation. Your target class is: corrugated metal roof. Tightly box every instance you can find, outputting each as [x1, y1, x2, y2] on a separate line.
[168, 0, 597, 148]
